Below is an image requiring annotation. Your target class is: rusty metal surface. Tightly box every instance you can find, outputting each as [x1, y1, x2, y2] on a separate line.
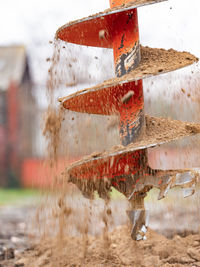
[111, 8, 140, 76]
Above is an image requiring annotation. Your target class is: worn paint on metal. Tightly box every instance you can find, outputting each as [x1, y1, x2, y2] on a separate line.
[68, 148, 149, 198]
[110, 0, 144, 145]
[61, 0, 146, 193]
[111, 8, 140, 77]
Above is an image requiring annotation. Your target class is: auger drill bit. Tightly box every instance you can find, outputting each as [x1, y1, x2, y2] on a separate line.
[56, 0, 200, 240]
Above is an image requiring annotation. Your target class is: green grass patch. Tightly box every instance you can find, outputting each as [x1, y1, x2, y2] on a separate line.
[0, 188, 40, 205]
[110, 187, 126, 200]
[93, 187, 126, 200]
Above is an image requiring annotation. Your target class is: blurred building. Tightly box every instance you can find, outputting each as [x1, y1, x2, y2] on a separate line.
[0, 45, 36, 187]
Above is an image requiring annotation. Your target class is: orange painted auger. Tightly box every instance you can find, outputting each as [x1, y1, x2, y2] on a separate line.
[56, 0, 200, 240]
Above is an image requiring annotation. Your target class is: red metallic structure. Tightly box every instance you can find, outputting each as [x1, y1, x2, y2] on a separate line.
[57, 0, 200, 240]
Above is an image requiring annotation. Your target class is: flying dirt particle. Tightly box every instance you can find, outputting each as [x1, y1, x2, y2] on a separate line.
[68, 63, 72, 68]
[72, 117, 74, 121]
[106, 208, 112, 215]
[91, 152, 101, 158]
[121, 90, 134, 103]
[58, 198, 64, 208]
[181, 88, 186, 94]
[107, 116, 118, 130]
[63, 207, 72, 216]
[43, 105, 63, 164]
[63, 46, 66, 49]
[46, 58, 51, 62]
[99, 29, 108, 40]
[185, 125, 200, 134]
[65, 82, 76, 87]
[94, 56, 98, 59]
[124, 164, 129, 173]
[187, 93, 191, 98]
[49, 40, 53, 44]
[110, 157, 114, 168]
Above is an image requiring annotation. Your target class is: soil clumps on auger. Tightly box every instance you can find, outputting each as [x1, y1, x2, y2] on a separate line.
[56, 0, 200, 241]
[11, 0, 200, 266]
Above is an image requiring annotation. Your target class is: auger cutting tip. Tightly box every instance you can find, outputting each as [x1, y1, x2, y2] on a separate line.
[127, 209, 148, 240]
[182, 187, 195, 198]
[158, 184, 171, 200]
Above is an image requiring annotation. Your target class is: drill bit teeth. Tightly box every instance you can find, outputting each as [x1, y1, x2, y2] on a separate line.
[127, 169, 200, 201]
[127, 209, 148, 240]
[182, 186, 196, 198]
[158, 170, 199, 200]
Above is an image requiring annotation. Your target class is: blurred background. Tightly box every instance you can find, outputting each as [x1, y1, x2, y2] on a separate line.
[0, 0, 199, 193]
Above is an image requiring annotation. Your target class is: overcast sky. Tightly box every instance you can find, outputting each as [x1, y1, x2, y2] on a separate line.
[0, 0, 200, 101]
[1, 0, 200, 49]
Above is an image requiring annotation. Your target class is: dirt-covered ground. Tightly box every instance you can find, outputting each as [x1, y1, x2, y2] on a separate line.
[0, 187, 200, 267]
[16, 226, 200, 267]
